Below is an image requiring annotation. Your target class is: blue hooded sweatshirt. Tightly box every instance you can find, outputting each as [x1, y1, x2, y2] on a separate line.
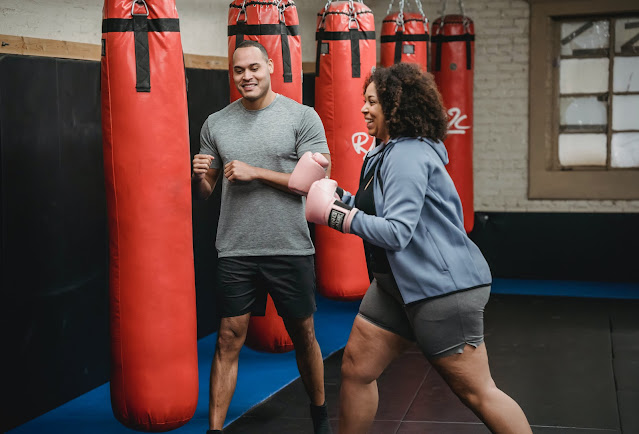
[342, 136, 492, 305]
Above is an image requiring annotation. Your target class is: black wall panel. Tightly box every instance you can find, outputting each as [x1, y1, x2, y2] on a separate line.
[302, 72, 315, 108]
[0, 55, 229, 431]
[470, 212, 639, 283]
[186, 67, 228, 338]
[0, 55, 109, 431]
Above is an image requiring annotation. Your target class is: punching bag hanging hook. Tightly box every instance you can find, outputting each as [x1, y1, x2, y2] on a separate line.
[131, 0, 149, 17]
[413, 0, 428, 30]
[320, 0, 332, 30]
[458, 0, 471, 32]
[396, 0, 405, 31]
[458, 0, 466, 16]
[386, 0, 395, 16]
[276, 0, 285, 24]
[413, 0, 426, 15]
[237, 0, 247, 23]
[437, 0, 447, 35]
[348, 0, 360, 30]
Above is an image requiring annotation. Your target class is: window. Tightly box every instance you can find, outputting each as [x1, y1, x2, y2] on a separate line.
[528, 0, 639, 199]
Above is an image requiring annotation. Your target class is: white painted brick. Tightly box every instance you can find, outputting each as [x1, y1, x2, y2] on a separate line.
[3, 0, 636, 213]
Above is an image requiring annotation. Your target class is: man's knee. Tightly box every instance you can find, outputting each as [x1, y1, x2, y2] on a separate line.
[216, 321, 248, 354]
[286, 317, 317, 351]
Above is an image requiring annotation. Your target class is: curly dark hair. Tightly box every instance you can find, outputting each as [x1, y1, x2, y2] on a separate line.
[364, 63, 448, 141]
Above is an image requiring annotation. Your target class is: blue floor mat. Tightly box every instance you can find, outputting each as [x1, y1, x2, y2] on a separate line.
[10, 279, 639, 433]
[9, 296, 361, 434]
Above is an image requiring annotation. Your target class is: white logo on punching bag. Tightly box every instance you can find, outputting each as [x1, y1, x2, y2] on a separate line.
[447, 108, 471, 135]
[352, 132, 375, 159]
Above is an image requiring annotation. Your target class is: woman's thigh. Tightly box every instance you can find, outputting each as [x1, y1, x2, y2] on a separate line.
[342, 315, 413, 382]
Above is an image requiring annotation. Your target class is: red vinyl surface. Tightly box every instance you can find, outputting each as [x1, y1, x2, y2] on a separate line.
[432, 15, 475, 233]
[101, 0, 198, 430]
[314, 1, 376, 300]
[380, 11, 429, 69]
[228, 0, 302, 103]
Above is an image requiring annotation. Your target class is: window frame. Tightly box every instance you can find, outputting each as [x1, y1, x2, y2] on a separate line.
[528, 0, 639, 199]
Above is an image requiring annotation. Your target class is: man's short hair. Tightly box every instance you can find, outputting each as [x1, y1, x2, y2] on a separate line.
[234, 40, 269, 62]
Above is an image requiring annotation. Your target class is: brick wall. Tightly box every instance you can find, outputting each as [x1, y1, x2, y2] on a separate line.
[2, 0, 637, 212]
[364, 0, 639, 212]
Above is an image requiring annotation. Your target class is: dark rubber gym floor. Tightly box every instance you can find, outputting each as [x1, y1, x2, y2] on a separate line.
[224, 294, 639, 434]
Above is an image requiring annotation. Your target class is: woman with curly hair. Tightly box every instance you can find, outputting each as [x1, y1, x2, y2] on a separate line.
[305, 63, 531, 433]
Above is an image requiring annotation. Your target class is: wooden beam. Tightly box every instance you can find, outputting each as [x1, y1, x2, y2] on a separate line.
[184, 53, 228, 70]
[0, 34, 229, 70]
[0, 34, 100, 61]
[302, 61, 316, 74]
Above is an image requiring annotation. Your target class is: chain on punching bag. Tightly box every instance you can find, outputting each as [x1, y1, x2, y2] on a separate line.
[314, 0, 376, 300]
[227, 0, 303, 353]
[101, 0, 198, 430]
[432, 0, 475, 233]
[381, 0, 429, 69]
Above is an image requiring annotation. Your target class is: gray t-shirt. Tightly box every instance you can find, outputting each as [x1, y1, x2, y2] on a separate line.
[200, 94, 329, 258]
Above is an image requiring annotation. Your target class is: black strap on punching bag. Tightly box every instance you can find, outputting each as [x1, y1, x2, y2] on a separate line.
[381, 33, 430, 64]
[132, 13, 150, 92]
[432, 32, 474, 71]
[234, 21, 246, 48]
[349, 28, 361, 77]
[102, 1, 181, 93]
[280, 20, 293, 82]
[315, 30, 376, 78]
[393, 31, 403, 64]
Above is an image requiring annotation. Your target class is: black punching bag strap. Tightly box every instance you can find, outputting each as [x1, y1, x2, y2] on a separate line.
[102, 0, 181, 93]
[132, 0, 151, 92]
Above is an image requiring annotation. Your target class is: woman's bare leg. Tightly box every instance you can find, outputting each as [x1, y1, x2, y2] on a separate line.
[339, 316, 412, 434]
[429, 343, 532, 434]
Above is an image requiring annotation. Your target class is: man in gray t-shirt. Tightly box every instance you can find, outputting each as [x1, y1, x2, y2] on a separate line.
[192, 41, 332, 434]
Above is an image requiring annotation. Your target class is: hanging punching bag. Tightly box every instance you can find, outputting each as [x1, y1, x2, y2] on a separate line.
[227, 0, 302, 353]
[381, 2, 429, 69]
[431, 13, 475, 233]
[101, 0, 198, 430]
[228, 0, 302, 103]
[314, 0, 376, 300]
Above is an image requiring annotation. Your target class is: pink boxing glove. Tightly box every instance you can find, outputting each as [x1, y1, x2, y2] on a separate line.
[288, 152, 329, 195]
[306, 179, 358, 234]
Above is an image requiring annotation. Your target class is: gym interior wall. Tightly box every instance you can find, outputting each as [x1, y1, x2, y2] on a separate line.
[0, 53, 229, 431]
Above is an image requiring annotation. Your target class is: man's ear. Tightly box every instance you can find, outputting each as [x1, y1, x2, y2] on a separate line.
[268, 58, 274, 74]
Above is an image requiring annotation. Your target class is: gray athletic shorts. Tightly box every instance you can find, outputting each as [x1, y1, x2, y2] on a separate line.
[358, 273, 491, 359]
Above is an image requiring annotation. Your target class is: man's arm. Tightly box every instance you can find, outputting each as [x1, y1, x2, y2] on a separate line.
[224, 153, 332, 194]
[192, 154, 221, 199]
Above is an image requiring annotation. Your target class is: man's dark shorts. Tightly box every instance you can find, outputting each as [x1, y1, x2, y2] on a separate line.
[217, 255, 317, 319]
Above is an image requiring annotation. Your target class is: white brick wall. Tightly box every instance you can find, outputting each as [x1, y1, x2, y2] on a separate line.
[2, 0, 638, 212]
[367, 0, 639, 213]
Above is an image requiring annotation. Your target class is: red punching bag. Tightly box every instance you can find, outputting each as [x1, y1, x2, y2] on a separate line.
[314, 1, 376, 300]
[101, 0, 198, 430]
[227, 0, 302, 353]
[228, 0, 302, 103]
[244, 297, 295, 353]
[381, 1, 429, 69]
[431, 13, 475, 233]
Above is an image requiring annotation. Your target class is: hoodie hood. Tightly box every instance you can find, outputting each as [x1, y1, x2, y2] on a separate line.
[423, 138, 449, 165]
[384, 137, 449, 165]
